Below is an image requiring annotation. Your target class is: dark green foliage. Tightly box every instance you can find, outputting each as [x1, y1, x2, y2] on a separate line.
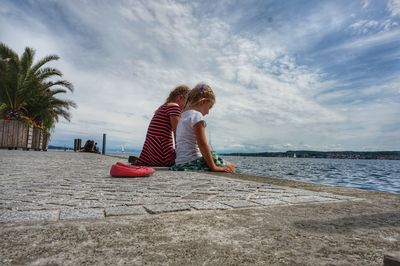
[0, 42, 76, 130]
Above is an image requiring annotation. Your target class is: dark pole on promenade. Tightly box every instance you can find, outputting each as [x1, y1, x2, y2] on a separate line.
[102, 133, 106, 155]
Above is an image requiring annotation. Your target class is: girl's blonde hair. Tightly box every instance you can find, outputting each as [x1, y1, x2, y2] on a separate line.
[165, 85, 190, 103]
[184, 83, 216, 110]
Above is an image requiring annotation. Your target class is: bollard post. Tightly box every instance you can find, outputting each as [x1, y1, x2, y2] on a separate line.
[102, 133, 106, 155]
[74, 138, 82, 152]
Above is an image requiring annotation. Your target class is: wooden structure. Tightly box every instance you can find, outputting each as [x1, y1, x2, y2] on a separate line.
[0, 119, 48, 151]
[31, 128, 43, 150]
[42, 131, 50, 151]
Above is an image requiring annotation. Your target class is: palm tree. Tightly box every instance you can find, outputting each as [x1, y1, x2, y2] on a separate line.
[27, 88, 77, 130]
[0, 42, 76, 130]
[0, 43, 21, 114]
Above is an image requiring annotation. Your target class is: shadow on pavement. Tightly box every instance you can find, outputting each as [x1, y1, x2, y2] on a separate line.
[293, 211, 400, 233]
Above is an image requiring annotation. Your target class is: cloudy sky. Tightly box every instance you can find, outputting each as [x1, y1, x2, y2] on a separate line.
[1, 0, 399, 152]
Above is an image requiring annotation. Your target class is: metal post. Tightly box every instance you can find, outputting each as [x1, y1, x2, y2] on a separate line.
[102, 133, 106, 155]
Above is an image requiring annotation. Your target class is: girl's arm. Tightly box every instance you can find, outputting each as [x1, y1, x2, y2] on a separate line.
[193, 121, 233, 173]
[167, 103, 181, 141]
[170, 116, 180, 140]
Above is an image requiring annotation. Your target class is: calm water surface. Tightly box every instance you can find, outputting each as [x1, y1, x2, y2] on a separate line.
[225, 157, 400, 194]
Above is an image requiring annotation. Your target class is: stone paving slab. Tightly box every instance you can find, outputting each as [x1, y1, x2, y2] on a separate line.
[249, 198, 286, 206]
[60, 208, 105, 220]
[282, 196, 339, 204]
[105, 206, 147, 216]
[219, 199, 261, 208]
[189, 201, 232, 210]
[0, 150, 361, 223]
[0, 210, 59, 223]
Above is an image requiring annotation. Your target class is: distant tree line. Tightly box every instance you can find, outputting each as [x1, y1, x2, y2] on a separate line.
[223, 150, 400, 160]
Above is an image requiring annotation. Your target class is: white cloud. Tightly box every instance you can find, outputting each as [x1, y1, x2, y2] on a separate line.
[361, 78, 400, 96]
[348, 19, 399, 35]
[388, 0, 400, 17]
[327, 28, 400, 52]
[1, 0, 399, 152]
[349, 19, 380, 33]
[361, 0, 370, 9]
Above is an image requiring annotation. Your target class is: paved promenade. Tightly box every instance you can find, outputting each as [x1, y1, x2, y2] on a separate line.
[0, 150, 356, 223]
[0, 150, 399, 265]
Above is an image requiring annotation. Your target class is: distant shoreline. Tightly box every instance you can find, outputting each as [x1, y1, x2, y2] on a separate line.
[222, 150, 400, 160]
[47, 146, 400, 160]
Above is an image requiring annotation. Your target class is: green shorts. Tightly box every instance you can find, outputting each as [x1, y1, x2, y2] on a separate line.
[171, 152, 227, 171]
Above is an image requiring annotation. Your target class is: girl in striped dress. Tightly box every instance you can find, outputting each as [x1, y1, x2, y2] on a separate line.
[135, 85, 190, 167]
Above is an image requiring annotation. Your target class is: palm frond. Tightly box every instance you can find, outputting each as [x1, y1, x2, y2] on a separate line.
[0, 42, 18, 62]
[30, 54, 59, 75]
[42, 80, 74, 92]
[35, 67, 62, 81]
[20, 47, 35, 74]
[48, 88, 68, 95]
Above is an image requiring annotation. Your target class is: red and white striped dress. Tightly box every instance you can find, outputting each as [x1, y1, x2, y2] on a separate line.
[136, 103, 181, 167]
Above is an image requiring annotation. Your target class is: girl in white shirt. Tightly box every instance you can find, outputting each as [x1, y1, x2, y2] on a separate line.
[172, 83, 235, 173]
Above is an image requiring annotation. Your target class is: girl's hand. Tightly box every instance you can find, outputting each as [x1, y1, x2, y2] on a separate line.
[226, 162, 236, 173]
[193, 121, 236, 173]
[212, 164, 235, 173]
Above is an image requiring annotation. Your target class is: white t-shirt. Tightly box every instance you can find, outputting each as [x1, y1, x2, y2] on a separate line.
[175, 109, 205, 165]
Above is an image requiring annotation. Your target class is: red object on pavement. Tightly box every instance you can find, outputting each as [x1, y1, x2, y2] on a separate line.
[110, 162, 155, 177]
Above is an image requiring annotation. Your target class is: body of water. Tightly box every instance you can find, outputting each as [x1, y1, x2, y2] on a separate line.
[225, 156, 400, 194]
